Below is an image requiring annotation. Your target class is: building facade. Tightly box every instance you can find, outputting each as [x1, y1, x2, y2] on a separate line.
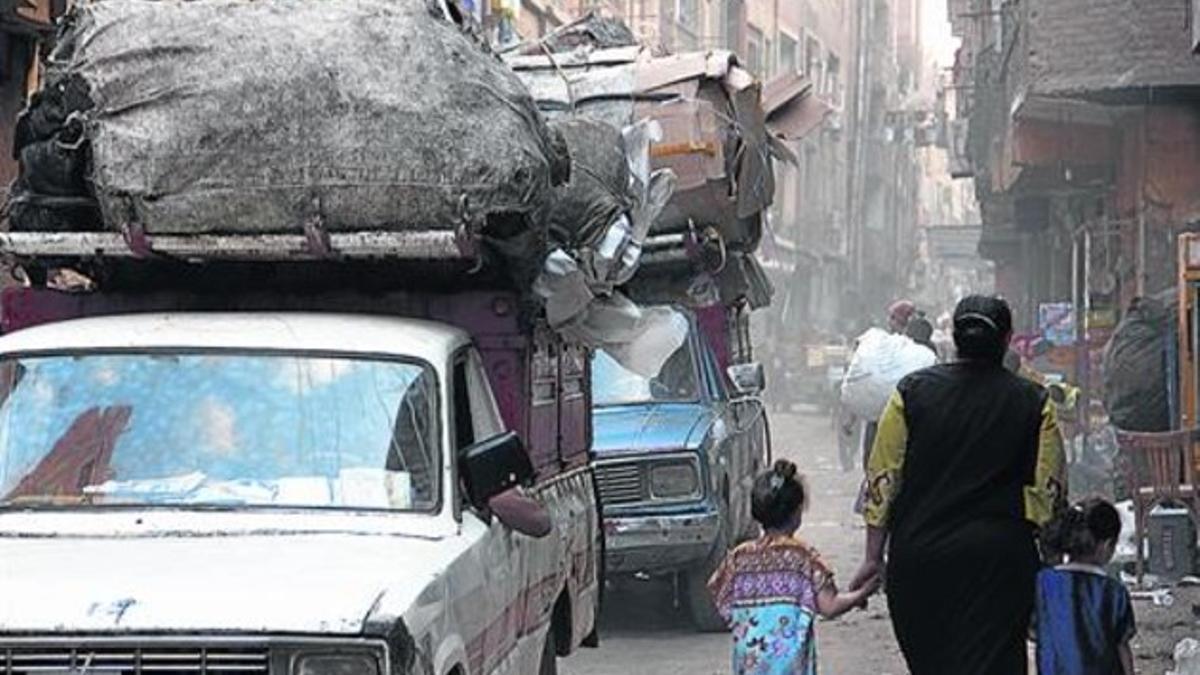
[950, 0, 1200, 335]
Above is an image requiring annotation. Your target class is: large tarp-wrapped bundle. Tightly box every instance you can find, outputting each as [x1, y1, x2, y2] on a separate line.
[1103, 297, 1172, 432]
[10, 0, 568, 241]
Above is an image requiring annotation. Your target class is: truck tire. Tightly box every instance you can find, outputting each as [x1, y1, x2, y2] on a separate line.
[682, 528, 729, 633]
[538, 627, 558, 675]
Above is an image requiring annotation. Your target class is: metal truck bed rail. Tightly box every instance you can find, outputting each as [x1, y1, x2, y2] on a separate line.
[0, 230, 470, 261]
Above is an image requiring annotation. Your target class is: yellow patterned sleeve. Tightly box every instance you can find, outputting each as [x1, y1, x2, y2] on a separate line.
[1024, 398, 1067, 527]
[864, 391, 908, 529]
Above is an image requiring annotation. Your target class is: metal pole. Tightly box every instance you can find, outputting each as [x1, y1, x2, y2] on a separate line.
[1080, 223, 1089, 458]
[1079, 227, 1092, 461]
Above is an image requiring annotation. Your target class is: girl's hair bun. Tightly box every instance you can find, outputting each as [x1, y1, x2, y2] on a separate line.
[753, 460, 806, 529]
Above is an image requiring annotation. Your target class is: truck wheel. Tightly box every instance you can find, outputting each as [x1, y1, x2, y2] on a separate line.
[538, 627, 558, 675]
[682, 529, 729, 633]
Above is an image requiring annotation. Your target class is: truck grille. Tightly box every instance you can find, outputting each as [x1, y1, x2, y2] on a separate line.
[0, 645, 270, 675]
[595, 461, 647, 505]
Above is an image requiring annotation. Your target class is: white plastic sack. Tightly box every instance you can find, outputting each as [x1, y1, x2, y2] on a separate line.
[1169, 638, 1200, 675]
[840, 328, 936, 420]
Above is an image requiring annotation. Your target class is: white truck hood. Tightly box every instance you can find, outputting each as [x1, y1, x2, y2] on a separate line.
[0, 527, 458, 634]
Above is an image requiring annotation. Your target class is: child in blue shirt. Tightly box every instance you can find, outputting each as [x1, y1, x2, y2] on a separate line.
[1035, 497, 1136, 675]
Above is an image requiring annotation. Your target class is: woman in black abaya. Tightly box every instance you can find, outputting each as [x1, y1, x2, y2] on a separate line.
[850, 295, 1067, 674]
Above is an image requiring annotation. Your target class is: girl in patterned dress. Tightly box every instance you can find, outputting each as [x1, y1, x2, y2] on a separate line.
[708, 460, 880, 674]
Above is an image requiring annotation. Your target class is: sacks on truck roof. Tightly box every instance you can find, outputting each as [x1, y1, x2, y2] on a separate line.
[9, 0, 568, 241]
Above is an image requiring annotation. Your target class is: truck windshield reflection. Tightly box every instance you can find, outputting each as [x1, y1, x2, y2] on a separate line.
[0, 352, 439, 511]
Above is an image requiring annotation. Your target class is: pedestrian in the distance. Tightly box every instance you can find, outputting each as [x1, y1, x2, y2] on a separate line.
[904, 314, 937, 357]
[887, 299, 917, 334]
[1035, 497, 1136, 675]
[850, 294, 1067, 674]
[708, 460, 880, 675]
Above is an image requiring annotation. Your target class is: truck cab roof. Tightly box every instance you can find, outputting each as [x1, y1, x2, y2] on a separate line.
[0, 312, 472, 364]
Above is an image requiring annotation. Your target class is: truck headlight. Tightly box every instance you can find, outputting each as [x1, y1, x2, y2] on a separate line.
[649, 459, 700, 499]
[294, 653, 382, 675]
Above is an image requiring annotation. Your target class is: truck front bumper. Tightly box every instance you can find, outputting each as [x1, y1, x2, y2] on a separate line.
[604, 510, 722, 575]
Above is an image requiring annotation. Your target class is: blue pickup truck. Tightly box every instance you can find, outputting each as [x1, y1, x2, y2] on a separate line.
[590, 306, 769, 630]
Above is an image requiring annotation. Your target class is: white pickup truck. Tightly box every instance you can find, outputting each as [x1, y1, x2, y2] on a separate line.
[0, 284, 601, 675]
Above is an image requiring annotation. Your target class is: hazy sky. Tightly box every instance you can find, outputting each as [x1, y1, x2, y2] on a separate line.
[922, 0, 961, 67]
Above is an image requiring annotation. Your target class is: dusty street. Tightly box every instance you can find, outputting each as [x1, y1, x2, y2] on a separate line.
[565, 407, 1200, 675]
[563, 408, 908, 675]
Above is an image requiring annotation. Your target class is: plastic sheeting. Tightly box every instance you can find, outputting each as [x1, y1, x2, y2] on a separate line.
[533, 117, 676, 351]
[1171, 638, 1200, 675]
[10, 0, 569, 239]
[1103, 298, 1171, 432]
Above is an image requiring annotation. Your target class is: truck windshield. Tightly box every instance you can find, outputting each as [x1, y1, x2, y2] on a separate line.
[0, 352, 440, 512]
[592, 341, 699, 407]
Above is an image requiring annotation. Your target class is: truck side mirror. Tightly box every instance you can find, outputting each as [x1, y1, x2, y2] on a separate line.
[459, 431, 534, 511]
[727, 362, 766, 396]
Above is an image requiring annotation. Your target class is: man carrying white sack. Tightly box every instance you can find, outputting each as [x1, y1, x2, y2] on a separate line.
[841, 300, 938, 512]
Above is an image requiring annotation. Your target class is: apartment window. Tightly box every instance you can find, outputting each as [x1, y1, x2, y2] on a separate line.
[804, 144, 819, 215]
[746, 26, 764, 76]
[805, 35, 823, 92]
[764, 38, 774, 78]
[779, 32, 799, 74]
[827, 53, 842, 105]
[724, 0, 743, 50]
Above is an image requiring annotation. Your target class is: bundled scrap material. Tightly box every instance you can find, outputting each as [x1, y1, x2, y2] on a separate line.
[1103, 297, 1172, 432]
[10, 0, 568, 249]
[507, 40, 820, 309]
[514, 12, 637, 54]
[840, 328, 937, 420]
[509, 46, 776, 246]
